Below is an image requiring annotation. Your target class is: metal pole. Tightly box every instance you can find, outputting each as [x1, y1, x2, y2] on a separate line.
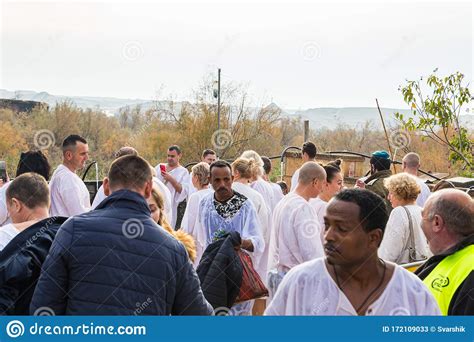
[217, 68, 221, 131]
[376, 98, 397, 173]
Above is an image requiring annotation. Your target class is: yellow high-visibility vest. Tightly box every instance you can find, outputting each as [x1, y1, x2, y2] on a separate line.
[422, 245, 474, 315]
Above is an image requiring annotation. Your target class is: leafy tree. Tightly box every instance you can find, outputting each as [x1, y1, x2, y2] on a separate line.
[395, 70, 473, 171]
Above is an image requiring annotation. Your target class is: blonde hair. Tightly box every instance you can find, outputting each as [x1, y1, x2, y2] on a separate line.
[232, 157, 257, 179]
[191, 162, 210, 186]
[240, 150, 264, 178]
[384, 173, 421, 202]
[150, 186, 196, 262]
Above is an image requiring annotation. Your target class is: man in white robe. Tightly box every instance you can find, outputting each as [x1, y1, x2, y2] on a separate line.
[290, 142, 317, 192]
[267, 162, 326, 298]
[402, 152, 431, 207]
[261, 156, 284, 212]
[193, 161, 264, 315]
[49, 135, 91, 217]
[265, 188, 440, 316]
[155, 145, 191, 229]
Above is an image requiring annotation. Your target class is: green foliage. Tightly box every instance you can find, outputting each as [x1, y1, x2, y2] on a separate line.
[395, 70, 473, 172]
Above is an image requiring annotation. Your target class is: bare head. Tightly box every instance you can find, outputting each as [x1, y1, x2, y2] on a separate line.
[421, 189, 474, 255]
[296, 161, 327, 200]
[240, 150, 264, 180]
[402, 152, 421, 174]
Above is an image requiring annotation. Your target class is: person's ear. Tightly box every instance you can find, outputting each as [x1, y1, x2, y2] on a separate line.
[8, 198, 22, 214]
[103, 177, 111, 196]
[369, 228, 384, 248]
[432, 214, 444, 233]
[144, 180, 153, 199]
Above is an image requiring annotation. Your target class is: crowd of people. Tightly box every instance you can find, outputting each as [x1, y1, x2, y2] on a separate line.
[0, 134, 472, 316]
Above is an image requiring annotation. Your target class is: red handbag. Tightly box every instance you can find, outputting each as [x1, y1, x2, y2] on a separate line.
[235, 249, 269, 303]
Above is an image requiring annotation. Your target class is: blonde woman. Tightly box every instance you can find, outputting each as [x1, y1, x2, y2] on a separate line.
[240, 150, 275, 212]
[232, 157, 271, 315]
[181, 162, 213, 238]
[379, 173, 431, 264]
[147, 185, 196, 262]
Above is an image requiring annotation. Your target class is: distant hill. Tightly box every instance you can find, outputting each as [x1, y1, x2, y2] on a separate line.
[1, 89, 472, 130]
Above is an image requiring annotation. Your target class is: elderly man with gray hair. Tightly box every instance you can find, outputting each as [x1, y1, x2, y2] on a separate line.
[267, 162, 326, 298]
[402, 152, 431, 207]
[416, 189, 474, 315]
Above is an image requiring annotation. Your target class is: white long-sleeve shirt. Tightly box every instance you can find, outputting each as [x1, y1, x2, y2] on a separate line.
[268, 192, 324, 273]
[290, 168, 300, 192]
[49, 164, 91, 217]
[155, 165, 191, 228]
[0, 182, 11, 226]
[232, 182, 272, 283]
[181, 188, 213, 236]
[265, 258, 441, 316]
[379, 205, 431, 264]
[415, 178, 431, 208]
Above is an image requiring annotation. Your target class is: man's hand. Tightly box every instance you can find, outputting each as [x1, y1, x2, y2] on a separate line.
[241, 239, 254, 252]
[161, 171, 183, 193]
[355, 179, 366, 189]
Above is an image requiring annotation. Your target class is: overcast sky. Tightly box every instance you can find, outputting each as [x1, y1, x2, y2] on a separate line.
[1, 0, 472, 109]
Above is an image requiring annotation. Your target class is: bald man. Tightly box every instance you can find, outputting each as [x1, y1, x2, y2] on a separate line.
[416, 189, 474, 315]
[402, 152, 431, 207]
[267, 162, 326, 298]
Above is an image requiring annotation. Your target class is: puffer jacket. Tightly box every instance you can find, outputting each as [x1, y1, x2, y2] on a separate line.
[30, 189, 212, 315]
[197, 231, 243, 310]
[0, 216, 67, 315]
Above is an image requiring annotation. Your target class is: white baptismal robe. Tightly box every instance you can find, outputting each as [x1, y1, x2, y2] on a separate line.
[265, 258, 441, 316]
[181, 188, 213, 235]
[232, 182, 272, 283]
[268, 192, 324, 273]
[155, 165, 191, 228]
[49, 164, 91, 217]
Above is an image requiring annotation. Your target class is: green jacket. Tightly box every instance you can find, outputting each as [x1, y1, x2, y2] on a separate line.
[364, 169, 393, 212]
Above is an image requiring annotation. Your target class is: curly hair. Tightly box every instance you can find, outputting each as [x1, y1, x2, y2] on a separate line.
[384, 173, 420, 202]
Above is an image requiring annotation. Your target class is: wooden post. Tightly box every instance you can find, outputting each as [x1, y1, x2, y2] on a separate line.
[304, 120, 309, 142]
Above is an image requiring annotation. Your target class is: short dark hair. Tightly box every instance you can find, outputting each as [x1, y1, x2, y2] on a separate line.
[6, 173, 50, 209]
[16, 150, 51, 181]
[115, 146, 138, 159]
[62, 135, 87, 152]
[277, 181, 288, 192]
[302, 141, 317, 159]
[261, 156, 272, 175]
[168, 145, 182, 154]
[108, 155, 152, 190]
[334, 189, 388, 233]
[210, 160, 232, 175]
[202, 149, 216, 158]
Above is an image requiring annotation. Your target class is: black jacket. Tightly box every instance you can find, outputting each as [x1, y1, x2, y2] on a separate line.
[197, 232, 243, 310]
[416, 234, 474, 315]
[30, 189, 213, 315]
[0, 216, 68, 315]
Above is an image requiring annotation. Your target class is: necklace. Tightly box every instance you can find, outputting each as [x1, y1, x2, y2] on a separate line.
[332, 259, 387, 314]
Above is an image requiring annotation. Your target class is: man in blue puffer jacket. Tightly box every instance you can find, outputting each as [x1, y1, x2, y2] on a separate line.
[30, 155, 213, 315]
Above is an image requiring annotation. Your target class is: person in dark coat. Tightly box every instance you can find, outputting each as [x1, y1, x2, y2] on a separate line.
[0, 173, 66, 315]
[30, 155, 213, 316]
